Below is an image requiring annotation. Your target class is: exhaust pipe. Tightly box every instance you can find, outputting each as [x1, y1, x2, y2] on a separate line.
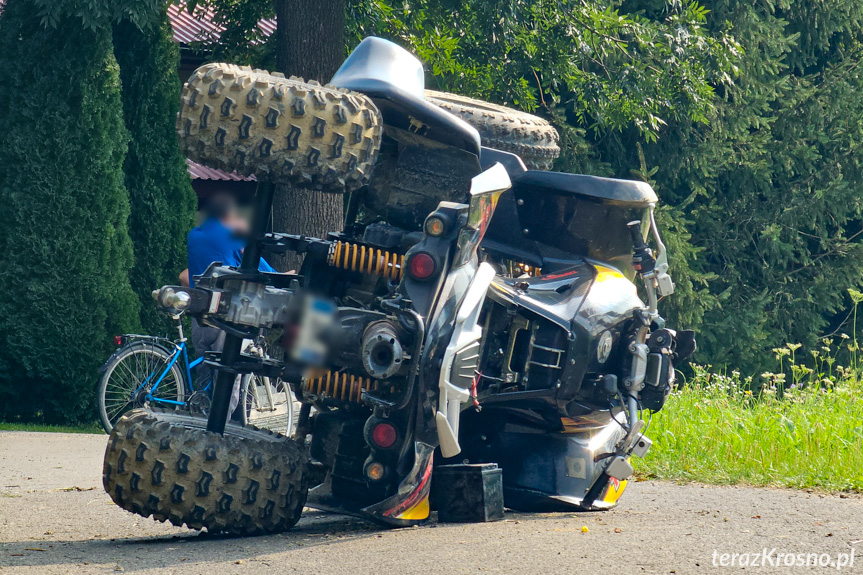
[361, 321, 404, 379]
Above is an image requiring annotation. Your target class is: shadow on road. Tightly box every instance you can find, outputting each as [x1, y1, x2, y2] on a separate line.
[2, 511, 388, 572]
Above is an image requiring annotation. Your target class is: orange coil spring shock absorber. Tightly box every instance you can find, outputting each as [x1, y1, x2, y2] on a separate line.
[328, 241, 404, 281]
[303, 371, 380, 403]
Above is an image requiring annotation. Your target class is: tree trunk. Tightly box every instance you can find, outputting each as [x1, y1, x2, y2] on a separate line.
[270, 0, 347, 271]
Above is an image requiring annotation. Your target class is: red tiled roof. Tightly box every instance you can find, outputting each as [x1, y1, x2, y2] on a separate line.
[168, 3, 275, 46]
[187, 159, 256, 182]
[0, 0, 277, 42]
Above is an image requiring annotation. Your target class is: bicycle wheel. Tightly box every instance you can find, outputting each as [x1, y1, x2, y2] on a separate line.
[241, 374, 296, 437]
[97, 341, 186, 434]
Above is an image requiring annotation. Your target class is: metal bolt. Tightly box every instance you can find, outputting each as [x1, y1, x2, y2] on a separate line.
[517, 199, 524, 206]
[522, 229, 529, 235]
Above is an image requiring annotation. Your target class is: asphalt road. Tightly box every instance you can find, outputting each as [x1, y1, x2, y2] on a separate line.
[1, 431, 862, 574]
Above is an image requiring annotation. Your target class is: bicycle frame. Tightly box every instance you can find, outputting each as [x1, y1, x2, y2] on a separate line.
[126, 317, 211, 407]
[117, 321, 280, 425]
[139, 340, 208, 406]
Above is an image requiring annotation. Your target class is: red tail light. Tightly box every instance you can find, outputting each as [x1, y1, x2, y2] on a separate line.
[408, 252, 436, 280]
[371, 422, 398, 448]
[114, 336, 123, 346]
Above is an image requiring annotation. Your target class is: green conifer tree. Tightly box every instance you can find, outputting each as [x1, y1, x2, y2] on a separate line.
[0, 0, 139, 422]
[113, 8, 197, 335]
[606, 1, 863, 370]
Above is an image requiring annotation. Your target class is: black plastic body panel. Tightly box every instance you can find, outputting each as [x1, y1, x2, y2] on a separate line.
[367, 91, 481, 155]
[483, 259, 644, 405]
[330, 37, 480, 154]
[483, 170, 657, 276]
[515, 171, 658, 206]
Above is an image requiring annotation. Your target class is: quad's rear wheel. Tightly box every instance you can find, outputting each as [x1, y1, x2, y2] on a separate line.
[424, 90, 560, 170]
[179, 63, 383, 192]
[103, 409, 308, 534]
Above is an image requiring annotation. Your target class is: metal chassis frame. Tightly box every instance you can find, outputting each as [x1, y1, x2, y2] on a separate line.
[206, 182, 276, 434]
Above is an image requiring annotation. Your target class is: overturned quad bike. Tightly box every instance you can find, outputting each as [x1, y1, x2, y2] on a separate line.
[103, 38, 695, 533]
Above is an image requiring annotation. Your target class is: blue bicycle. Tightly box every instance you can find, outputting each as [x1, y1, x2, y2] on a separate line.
[97, 316, 295, 435]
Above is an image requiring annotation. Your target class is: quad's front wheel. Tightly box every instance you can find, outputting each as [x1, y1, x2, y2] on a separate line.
[103, 409, 308, 534]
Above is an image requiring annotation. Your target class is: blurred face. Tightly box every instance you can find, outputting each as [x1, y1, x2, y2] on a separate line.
[208, 193, 247, 233]
[222, 209, 249, 233]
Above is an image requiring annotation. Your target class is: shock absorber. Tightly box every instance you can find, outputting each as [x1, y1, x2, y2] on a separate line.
[328, 241, 404, 281]
[303, 371, 381, 403]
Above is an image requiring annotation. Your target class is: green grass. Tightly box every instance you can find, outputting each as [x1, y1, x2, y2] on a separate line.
[637, 364, 863, 492]
[0, 421, 103, 434]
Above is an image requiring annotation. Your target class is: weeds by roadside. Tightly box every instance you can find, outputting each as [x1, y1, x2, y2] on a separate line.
[639, 288, 863, 492]
[638, 348, 863, 492]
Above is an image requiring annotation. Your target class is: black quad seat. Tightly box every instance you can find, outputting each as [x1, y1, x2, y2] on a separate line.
[330, 37, 481, 156]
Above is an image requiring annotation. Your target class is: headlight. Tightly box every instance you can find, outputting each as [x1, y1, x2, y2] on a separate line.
[155, 287, 191, 312]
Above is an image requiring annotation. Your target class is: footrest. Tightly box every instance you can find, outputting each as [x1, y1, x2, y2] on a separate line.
[433, 463, 504, 523]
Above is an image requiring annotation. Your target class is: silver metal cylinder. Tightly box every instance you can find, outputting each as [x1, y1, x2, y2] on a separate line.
[361, 322, 404, 379]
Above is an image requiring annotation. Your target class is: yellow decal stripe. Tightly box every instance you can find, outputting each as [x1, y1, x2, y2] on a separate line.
[602, 478, 627, 505]
[593, 265, 626, 283]
[396, 495, 430, 521]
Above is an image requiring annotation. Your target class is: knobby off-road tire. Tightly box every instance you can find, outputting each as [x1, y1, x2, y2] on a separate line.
[179, 63, 383, 192]
[424, 90, 560, 170]
[103, 409, 308, 535]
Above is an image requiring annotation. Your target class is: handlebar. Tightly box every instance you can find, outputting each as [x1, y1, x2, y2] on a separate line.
[627, 220, 647, 251]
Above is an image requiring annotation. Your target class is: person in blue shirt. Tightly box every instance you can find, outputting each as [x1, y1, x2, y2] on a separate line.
[187, 194, 276, 286]
[185, 193, 277, 414]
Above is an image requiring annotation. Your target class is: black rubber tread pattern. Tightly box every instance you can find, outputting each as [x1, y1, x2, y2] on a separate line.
[178, 63, 383, 192]
[424, 90, 560, 170]
[103, 408, 308, 534]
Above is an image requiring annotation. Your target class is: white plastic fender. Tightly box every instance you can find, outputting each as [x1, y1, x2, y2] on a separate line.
[436, 262, 497, 458]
